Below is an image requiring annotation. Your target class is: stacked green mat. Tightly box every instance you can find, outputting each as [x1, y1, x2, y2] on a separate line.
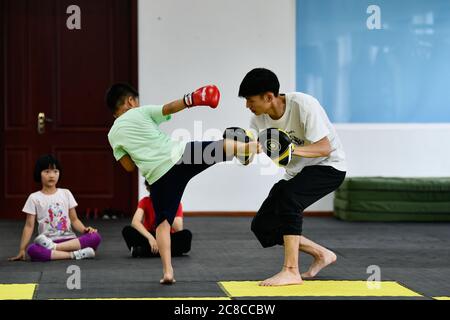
[334, 177, 450, 221]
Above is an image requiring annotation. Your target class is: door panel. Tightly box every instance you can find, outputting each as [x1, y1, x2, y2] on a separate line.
[0, 0, 138, 219]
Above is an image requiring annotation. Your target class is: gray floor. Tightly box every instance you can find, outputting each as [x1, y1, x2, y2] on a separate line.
[1, 216, 450, 300]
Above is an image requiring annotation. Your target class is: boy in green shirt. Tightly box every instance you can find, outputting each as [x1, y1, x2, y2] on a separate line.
[106, 83, 260, 284]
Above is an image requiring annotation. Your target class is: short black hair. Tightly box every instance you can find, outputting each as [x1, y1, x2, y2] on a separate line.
[238, 68, 280, 98]
[34, 154, 62, 183]
[105, 83, 139, 113]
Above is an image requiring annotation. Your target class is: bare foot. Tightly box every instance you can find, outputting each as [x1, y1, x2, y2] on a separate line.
[160, 277, 176, 285]
[160, 269, 176, 285]
[259, 267, 303, 286]
[301, 249, 337, 279]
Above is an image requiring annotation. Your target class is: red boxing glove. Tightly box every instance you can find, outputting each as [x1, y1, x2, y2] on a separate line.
[184, 85, 220, 108]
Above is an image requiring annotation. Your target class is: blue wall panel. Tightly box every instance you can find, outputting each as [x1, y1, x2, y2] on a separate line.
[296, 0, 450, 123]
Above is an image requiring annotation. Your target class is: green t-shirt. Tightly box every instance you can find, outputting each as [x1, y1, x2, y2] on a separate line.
[107, 105, 186, 185]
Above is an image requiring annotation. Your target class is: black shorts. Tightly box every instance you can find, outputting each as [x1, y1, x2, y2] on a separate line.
[251, 165, 346, 248]
[149, 140, 233, 226]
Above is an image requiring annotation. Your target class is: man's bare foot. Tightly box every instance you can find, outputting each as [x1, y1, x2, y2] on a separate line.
[259, 267, 303, 286]
[301, 249, 337, 279]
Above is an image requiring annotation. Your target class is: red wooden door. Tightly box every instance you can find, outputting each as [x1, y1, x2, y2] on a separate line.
[0, 0, 138, 219]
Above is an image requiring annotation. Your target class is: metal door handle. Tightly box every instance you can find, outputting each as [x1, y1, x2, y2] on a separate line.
[37, 112, 53, 134]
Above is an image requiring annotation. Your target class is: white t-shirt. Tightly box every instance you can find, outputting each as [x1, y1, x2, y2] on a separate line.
[250, 92, 347, 179]
[22, 189, 78, 241]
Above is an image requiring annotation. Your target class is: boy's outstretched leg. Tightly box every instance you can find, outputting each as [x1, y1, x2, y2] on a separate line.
[156, 220, 175, 284]
[260, 235, 303, 286]
[222, 138, 260, 159]
[299, 235, 337, 279]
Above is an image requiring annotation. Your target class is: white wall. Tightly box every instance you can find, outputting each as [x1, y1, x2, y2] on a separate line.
[337, 123, 450, 177]
[138, 0, 450, 212]
[325, 123, 450, 210]
[138, 0, 296, 211]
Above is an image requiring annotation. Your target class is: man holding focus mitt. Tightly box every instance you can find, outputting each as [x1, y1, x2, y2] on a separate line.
[238, 68, 347, 286]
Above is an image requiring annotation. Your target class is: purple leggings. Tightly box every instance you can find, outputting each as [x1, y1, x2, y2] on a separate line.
[27, 232, 102, 262]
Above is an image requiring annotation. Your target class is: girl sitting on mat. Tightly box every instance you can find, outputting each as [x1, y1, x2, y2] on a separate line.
[8, 154, 101, 262]
[122, 180, 192, 257]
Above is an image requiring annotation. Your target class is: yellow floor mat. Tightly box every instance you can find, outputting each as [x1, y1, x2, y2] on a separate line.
[1, 281, 427, 299]
[219, 280, 422, 297]
[433, 297, 450, 300]
[0, 284, 37, 300]
[54, 297, 230, 300]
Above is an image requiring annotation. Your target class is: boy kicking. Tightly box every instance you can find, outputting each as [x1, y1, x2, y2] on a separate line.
[106, 83, 260, 284]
